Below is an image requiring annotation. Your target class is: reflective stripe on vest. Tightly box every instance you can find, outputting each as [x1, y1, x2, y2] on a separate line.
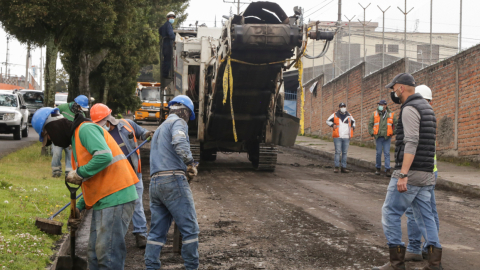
[71, 122, 139, 210]
[332, 114, 353, 138]
[373, 111, 394, 136]
[121, 119, 141, 173]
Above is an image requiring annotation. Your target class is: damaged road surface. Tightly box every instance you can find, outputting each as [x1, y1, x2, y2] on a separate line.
[117, 144, 480, 269]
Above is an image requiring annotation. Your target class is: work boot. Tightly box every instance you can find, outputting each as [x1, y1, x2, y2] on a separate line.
[405, 251, 423, 261]
[334, 167, 340, 173]
[52, 171, 61, 178]
[135, 233, 147, 249]
[372, 246, 406, 270]
[386, 169, 392, 177]
[341, 167, 350, 173]
[375, 168, 381, 175]
[421, 246, 443, 270]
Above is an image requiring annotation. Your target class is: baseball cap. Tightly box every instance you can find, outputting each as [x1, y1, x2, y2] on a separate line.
[385, 73, 416, 89]
[378, 100, 387, 105]
[339, 102, 346, 108]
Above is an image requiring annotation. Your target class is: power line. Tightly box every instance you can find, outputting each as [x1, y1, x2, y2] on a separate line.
[304, 0, 330, 14]
[304, 0, 335, 19]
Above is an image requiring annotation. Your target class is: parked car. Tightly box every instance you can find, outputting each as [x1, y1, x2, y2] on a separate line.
[19, 90, 44, 123]
[0, 89, 29, 140]
[55, 92, 68, 107]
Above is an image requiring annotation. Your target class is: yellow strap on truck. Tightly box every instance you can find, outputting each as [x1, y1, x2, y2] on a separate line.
[222, 55, 238, 142]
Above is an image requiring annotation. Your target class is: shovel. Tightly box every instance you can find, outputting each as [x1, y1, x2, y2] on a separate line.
[35, 136, 152, 235]
[55, 181, 88, 270]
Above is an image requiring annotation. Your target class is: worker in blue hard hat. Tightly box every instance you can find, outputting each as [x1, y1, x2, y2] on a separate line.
[32, 107, 139, 269]
[50, 94, 90, 178]
[145, 95, 200, 270]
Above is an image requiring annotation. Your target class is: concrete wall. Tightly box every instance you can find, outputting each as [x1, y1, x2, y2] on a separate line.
[298, 43, 480, 162]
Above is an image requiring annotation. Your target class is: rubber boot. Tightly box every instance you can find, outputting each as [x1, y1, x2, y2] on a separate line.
[405, 251, 423, 261]
[341, 167, 350, 173]
[135, 233, 147, 248]
[375, 168, 381, 175]
[334, 167, 340, 173]
[421, 246, 443, 270]
[386, 169, 392, 177]
[372, 246, 406, 270]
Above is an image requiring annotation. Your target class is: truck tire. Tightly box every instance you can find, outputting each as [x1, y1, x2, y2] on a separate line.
[22, 123, 29, 137]
[13, 125, 21, 140]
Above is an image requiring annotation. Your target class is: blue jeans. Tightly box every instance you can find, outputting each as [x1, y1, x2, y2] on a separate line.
[88, 201, 135, 270]
[132, 173, 148, 236]
[51, 144, 72, 174]
[376, 137, 391, 170]
[145, 174, 199, 270]
[405, 171, 439, 254]
[333, 138, 349, 168]
[381, 177, 441, 249]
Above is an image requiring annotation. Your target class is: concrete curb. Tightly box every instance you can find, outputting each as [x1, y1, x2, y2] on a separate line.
[292, 144, 480, 198]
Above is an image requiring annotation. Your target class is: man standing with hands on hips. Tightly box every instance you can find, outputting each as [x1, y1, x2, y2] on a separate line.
[373, 73, 442, 270]
[368, 99, 397, 177]
[326, 102, 355, 173]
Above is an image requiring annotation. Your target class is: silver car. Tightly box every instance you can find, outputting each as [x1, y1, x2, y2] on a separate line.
[0, 90, 29, 140]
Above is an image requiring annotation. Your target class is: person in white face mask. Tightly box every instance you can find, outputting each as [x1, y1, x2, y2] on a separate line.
[326, 103, 356, 173]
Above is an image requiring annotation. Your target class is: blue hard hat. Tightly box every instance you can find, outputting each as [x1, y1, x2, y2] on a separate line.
[32, 107, 60, 142]
[168, 95, 195, 120]
[74, 95, 89, 109]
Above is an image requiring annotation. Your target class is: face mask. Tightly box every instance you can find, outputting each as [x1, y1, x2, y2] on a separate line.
[340, 108, 347, 113]
[169, 18, 175, 24]
[103, 124, 110, 132]
[390, 91, 401, 104]
[378, 105, 384, 111]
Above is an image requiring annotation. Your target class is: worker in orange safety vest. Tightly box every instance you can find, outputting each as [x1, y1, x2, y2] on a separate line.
[368, 99, 398, 177]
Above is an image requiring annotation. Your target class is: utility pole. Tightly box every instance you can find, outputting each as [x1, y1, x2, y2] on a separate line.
[430, 0, 433, 64]
[344, 15, 356, 70]
[25, 44, 30, 89]
[223, 0, 249, 15]
[334, 0, 342, 78]
[5, 37, 9, 78]
[40, 47, 43, 91]
[378, 5, 390, 68]
[358, 3, 371, 69]
[459, 0, 462, 52]
[398, 0, 414, 60]
[215, 15, 217, 27]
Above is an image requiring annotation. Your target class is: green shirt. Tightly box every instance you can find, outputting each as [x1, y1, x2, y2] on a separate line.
[73, 122, 138, 211]
[58, 102, 84, 121]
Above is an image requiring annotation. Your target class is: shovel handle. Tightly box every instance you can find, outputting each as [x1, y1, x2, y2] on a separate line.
[125, 137, 151, 158]
[48, 193, 83, 220]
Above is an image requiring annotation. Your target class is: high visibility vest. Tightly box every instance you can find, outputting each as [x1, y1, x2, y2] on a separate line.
[373, 111, 395, 137]
[71, 122, 139, 210]
[120, 119, 141, 173]
[332, 114, 353, 138]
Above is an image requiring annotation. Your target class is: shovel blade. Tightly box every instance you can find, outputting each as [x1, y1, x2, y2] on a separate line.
[55, 256, 88, 270]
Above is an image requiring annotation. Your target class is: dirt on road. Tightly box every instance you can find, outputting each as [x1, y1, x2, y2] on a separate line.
[120, 142, 480, 270]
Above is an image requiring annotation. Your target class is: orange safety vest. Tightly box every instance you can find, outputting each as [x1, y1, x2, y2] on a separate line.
[373, 111, 395, 137]
[120, 119, 141, 173]
[71, 122, 139, 210]
[332, 113, 354, 138]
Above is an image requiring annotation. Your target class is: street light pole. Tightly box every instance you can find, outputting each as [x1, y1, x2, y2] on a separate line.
[398, 0, 414, 60]
[430, 0, 433, 65]
[377, 5, 391, 69]
[459, 0, 463, 52]
[344, 15, 356, 70]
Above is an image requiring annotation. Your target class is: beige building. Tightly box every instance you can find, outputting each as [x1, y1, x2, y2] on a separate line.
[300, 21, 459, 81]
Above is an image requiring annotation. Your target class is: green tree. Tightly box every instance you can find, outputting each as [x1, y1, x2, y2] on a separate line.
[0, 0, 119, 107]
[55, 68, 69, 92]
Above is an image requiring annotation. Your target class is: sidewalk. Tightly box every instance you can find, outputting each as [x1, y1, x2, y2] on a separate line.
[293, 136, 480, 197]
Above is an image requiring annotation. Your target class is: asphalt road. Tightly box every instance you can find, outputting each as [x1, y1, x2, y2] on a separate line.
[0, 126, 38, 159]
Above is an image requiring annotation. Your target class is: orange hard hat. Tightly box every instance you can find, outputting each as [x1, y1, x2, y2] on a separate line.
[90, 103, 112, 123]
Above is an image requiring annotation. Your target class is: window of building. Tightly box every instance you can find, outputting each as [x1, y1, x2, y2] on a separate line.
[375, 44, 386, 53]
[417, 45, 440, 63]
[388, 44, 399, 54]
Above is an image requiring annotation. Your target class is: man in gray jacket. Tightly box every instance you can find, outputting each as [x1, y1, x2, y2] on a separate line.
[373, 73, 442, 270]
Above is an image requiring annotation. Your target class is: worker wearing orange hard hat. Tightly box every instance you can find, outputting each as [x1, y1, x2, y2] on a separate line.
[90, 103, 154, 248]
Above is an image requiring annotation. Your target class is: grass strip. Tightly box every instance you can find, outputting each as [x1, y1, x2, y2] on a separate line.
[0, 142, 72, 269]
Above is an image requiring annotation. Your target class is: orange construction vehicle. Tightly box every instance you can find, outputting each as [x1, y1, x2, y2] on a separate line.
[134, 82, 168, 124]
